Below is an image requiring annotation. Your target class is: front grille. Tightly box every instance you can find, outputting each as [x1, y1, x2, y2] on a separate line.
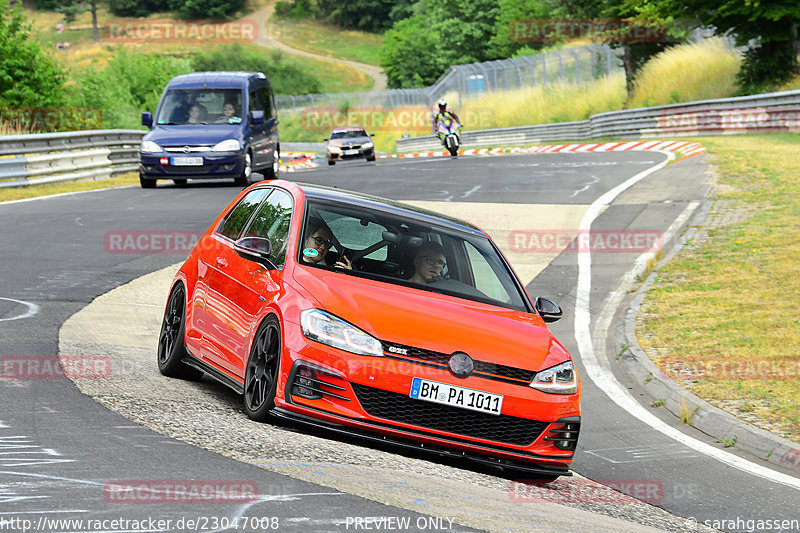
[351, 383, 547, 447]
[165, 165, 212, 174]
[381, 341, 536, 385]
[164, 146, 211, 152]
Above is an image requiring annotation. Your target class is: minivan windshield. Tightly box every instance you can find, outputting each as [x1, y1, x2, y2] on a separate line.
[155, 88, 244, 125]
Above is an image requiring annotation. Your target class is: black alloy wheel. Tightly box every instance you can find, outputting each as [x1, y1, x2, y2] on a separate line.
[157, 284, 202, 380]
[244, 316, 282, 421]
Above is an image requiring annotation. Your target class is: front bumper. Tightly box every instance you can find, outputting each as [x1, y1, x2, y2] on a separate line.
[327, 147, 375, 162]
[140, 151, 246, 180]
[276, 330, 581, 469]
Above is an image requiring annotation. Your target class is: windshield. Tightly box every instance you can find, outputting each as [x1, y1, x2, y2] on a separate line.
[299, 201, 530, 312]
[330, 130, 367, 139]
[155, 88, 244, 125]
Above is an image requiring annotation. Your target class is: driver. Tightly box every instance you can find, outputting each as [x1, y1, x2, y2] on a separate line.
[408, 243, 447, 284]
[301, 219, 352, 270]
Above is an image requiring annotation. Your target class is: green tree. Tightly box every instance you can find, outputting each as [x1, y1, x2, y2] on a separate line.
[488, 0, 550, 58]
[0, 2, 66, 108]
[380, 0, 503, 88]
[632, 0, 799, 92]
[316, 0, 415, 32]
[177, 0, 247, 20]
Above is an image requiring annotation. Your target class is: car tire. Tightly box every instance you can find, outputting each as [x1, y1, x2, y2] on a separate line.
[234, 151, 252, 187]
[262, 148, 280, 180]
[140, 173, 156, 189]
[172, 179, 187, 187]
[328, 159, 335, 166]
[244, 315, 282, 422]
[157, 284, 203, 380]
[366, 154, 376, 162]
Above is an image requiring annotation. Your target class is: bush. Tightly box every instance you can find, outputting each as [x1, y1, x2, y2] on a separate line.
[68, 48, 193, 129]
[274, 0, 317, 20]
[0, 3, 66, 109]
[192, 44, 322, 95]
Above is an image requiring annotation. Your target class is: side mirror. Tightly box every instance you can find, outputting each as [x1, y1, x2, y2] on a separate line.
[535, 297, 562, 323]
[141, 112, 153, 127]
[323, 137, 329, 141]
[370, 133, 375, 137]
[234, 236, 276, 269]
[250, 109, 265, 125]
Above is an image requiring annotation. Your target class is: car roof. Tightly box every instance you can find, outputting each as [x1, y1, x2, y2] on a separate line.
[287, 182, 485, 237]
[166, 71, 266, 89]
[331, 126, 367, 133]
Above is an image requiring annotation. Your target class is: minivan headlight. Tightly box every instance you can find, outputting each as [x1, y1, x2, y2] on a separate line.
[141, 141, 161, 153]
[530, 361, 577, 394]
[300, 309, 383, 357]
[211, 139, 241, 152]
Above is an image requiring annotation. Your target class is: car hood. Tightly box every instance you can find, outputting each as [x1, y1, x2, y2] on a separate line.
[328, 136, 371, 147]
[144, 125, 243, 146]
[292, 268, 568, 372]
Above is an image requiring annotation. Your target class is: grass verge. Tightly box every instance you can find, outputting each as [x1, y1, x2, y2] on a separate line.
[638, 133, 800, 443]
[0, 173, 140, 203]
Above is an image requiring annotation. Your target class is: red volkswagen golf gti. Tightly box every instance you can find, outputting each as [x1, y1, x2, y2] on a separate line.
[158, 180, 580, 478]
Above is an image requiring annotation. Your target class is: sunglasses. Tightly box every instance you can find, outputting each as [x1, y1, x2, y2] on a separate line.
[308, 235, 333, 248]
[418, 255, 446, 267]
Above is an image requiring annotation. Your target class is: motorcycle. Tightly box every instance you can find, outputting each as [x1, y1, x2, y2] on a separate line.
[437, 117, 462, 157]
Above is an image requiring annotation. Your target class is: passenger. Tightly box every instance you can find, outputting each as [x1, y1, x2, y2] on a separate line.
[408, 243, 447, 284]
[301, 219, 352, 269]
[187, 104, 204, 124]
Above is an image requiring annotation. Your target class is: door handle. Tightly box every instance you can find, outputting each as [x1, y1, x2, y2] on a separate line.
[216, 257, 227, 268]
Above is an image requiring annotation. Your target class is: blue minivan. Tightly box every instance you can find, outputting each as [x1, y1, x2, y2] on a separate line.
[139, 71, 279, 188]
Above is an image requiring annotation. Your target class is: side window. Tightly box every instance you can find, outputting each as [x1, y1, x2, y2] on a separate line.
[258, 86, 275, 119]
[249, 89, 263, 112]
[216, 189, 270, 241]
[244, 190, 293, 266]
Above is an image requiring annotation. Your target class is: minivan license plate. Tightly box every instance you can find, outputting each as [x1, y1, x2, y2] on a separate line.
[171, 157, 203, 166]
[409, 378, 503, 415]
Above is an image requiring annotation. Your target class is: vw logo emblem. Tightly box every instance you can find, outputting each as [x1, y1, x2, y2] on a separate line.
[183, 146, 191, 153]
[448, 352, 474, 379]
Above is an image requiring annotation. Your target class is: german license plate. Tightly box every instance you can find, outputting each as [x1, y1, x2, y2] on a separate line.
[171, 156, 203, 166]
[409, 377, 503, 415]
[344, 149, 359, 156]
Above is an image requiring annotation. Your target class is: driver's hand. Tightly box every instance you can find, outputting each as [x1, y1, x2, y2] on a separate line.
[334, 256, 352, 270]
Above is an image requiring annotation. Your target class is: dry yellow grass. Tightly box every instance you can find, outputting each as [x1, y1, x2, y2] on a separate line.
[628, 37, 741, 108]
[0, 173, 140, 203]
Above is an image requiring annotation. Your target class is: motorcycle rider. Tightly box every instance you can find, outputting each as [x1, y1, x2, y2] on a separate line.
[431, 99, 461, 140]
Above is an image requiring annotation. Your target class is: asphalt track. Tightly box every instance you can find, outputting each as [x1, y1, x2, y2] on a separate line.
[1, 152, 798, 532]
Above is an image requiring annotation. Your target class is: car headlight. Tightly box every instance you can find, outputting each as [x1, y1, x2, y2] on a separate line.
[300, 309, 383, 357]
[328, 145, 342, 153]
[141, 141, 161, 153]
[361, 142, 374, 149]
[530, 361, 577, 394]
[211, 139, 241, 152]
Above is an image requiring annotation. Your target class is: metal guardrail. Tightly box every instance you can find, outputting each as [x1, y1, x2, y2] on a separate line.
[0, 130, 145, 188]
[396, 89, 800, 152]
